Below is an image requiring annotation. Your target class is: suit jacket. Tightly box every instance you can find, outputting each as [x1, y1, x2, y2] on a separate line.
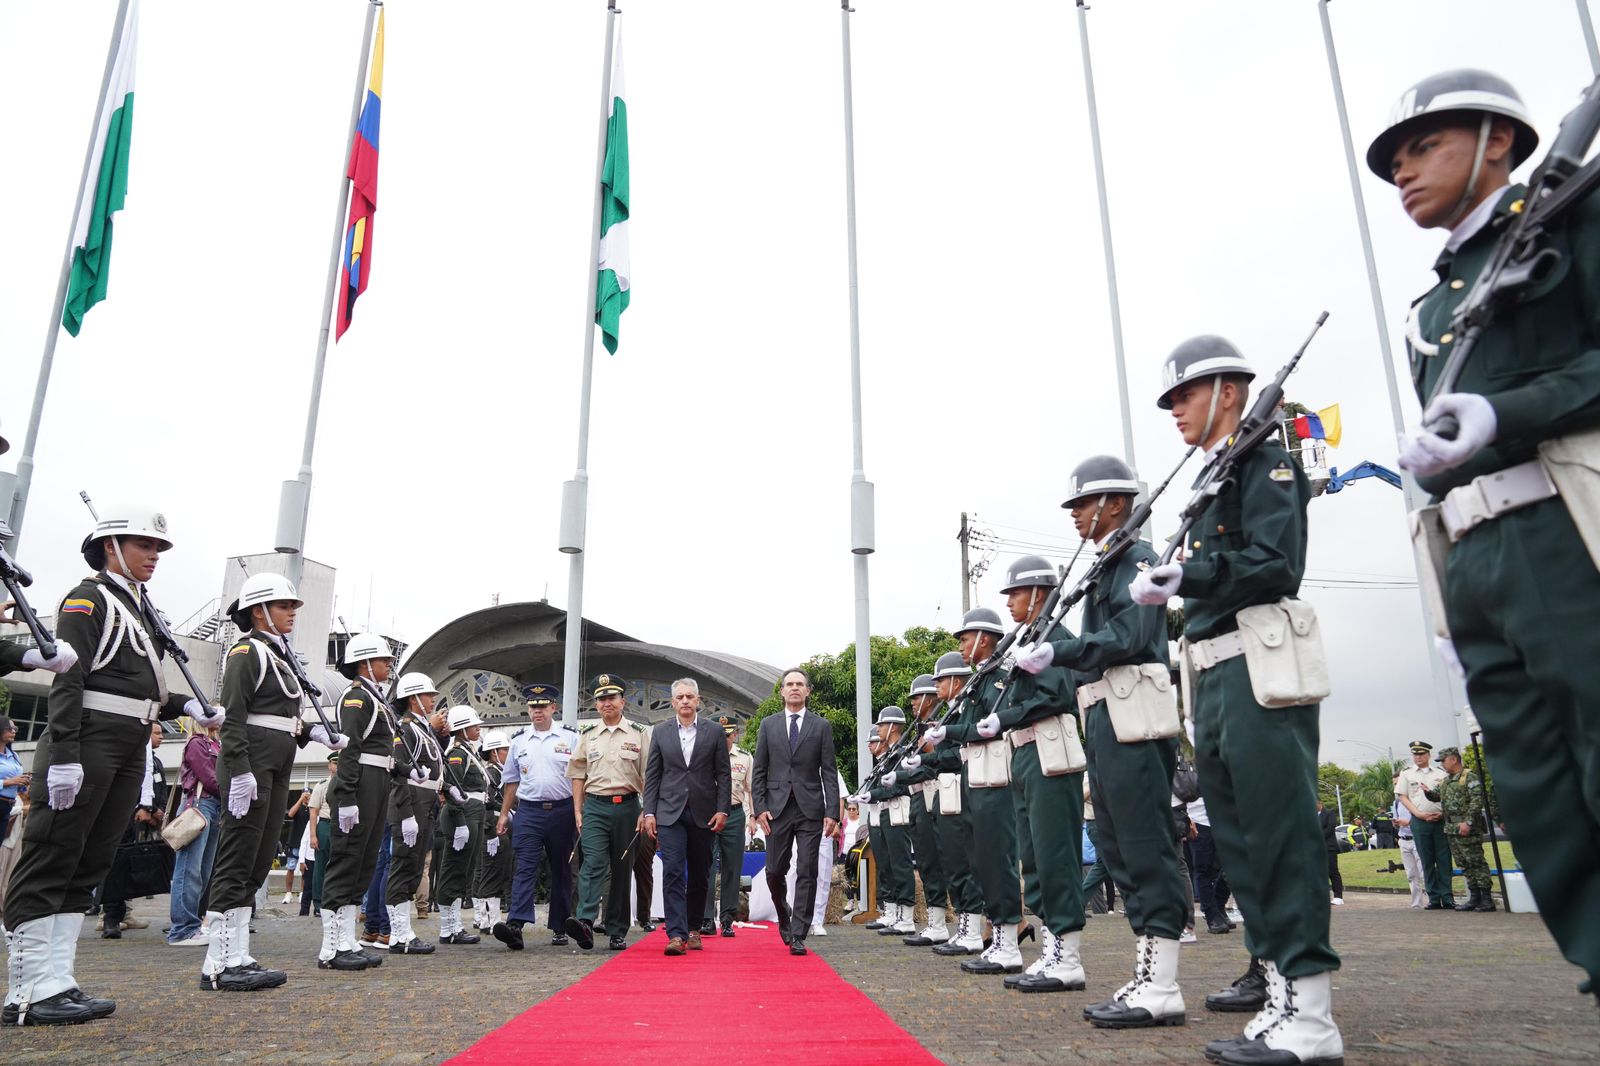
[643, 717, 731, 827]
[751, 708, 839, 822]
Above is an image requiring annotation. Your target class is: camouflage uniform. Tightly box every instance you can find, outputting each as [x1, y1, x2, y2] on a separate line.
[1428, 760, 1492, 897]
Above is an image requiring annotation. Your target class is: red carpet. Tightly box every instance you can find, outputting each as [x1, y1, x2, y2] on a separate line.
[446, 926, 943, 1065]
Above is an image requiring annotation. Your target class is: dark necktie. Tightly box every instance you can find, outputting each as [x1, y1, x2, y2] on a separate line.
[788, 713, 800, 753]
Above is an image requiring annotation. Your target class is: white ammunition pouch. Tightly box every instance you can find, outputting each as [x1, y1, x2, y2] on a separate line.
[1234, 598, 1332, 709]
[1008, 713, 1086, 777]
[936, 772, 962, 816]
[964, 738, 1012, 788]
[886, 794, 912, 827]
[1408, 505, 1453, 640]
[1539, 427, 1600, 569]
[866, 801, 880, 827]
[1083, 664, 1182, 743]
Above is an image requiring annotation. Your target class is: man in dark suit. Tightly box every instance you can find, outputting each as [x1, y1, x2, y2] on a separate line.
[643, 679, 731, 956]
[751, 668, 840, 956]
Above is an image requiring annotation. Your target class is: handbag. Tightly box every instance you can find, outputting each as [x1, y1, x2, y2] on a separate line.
[106, 835, 177, 899]
[161, 799, 207, 851]
[1171, 759, 1202, 804]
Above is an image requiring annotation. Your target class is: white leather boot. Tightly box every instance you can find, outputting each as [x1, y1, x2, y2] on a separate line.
[963, 921, 1023, 974]
[1090, 934, 1180, 1024]
[890, 903, 916, 935]
[1006, 926, 1055, 989]
[906, 905, 949, 946]
[1218, 970, 1342, 1065]
[1022, 928, 1088, 994]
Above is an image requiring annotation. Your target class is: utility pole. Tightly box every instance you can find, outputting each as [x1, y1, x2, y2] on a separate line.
[958, 512, 971, 613]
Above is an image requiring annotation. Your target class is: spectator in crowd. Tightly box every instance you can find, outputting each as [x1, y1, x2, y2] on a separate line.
[99, 723, 168, 937]
[1189, 789, 1234, 934]
[1371, 810, 1396, 850]
[282, 787, 311, 905]
[1392, 774, 1426, 909]
[301, 757, 337, 918]
[1081, 780, 1116, 916]
[1172, 792, 1196, 943]
[0, 788, 32, 927]
[167, 722, 222, 945]
[0, 716, 28, 832]
[1317, 800, 1344, 905]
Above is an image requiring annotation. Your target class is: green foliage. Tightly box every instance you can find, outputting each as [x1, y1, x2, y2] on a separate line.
[1318, 758, 1405, 823]
[743, 627, 959, 791]
[1165, 607, 1185, 641]
[0, 681, 9, 718]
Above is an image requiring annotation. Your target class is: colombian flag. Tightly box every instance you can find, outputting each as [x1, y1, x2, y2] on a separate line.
[335, 9, 384, 340]
[1293, 404, 1342, 448]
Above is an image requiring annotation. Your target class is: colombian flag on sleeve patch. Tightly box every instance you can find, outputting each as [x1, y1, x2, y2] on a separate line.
[61, 599, 96, 615]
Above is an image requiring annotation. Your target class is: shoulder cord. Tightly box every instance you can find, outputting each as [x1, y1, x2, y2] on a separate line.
[407, 714, 443, 776]
[249, 637, 303, 701]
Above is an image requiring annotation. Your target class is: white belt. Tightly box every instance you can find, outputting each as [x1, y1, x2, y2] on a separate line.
[1009, 724, 1038, 748]
[412, 778, 442, 792]
[245, 713, 300, 734]
[82, 690, 161, 723]
[465, 791, 488, 802]
[1440, 458, 1557, 543]
[1076, 679, 1110, 712]
[358, 753, 394, 770]
[1188, 631, 1246, 672]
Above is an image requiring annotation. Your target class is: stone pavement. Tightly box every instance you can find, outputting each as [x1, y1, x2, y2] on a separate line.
[4, 892, 1596, 1063]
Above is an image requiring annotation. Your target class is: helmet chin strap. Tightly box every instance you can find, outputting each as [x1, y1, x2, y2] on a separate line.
[1444, 113, 1495, 229]
[106, 538, 141, 606]
[1200, 374, 1225, 447]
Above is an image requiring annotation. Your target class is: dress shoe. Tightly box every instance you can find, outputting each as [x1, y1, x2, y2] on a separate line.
[317, 949, 370, 971]
[2, 989, 102, 1026]
[721, 922, 735, 938]
[1205, 957, 1268, 1013]
[200, 965, 281, 992]
[1207, 916, 1233, 934]
[565, 916, 595, 951]
[492, 922, 524, 951]
[100, 926, 121, 940]
[699, 919, 716, 936]
[664, 937, 687, 956]
[438, 931, 479, 945]
[391, 937, 435, 955]
[608, 935, 627, 950]
[687, 931, 703, 951]
[638, 918, 657, 932]
[1424, 900, 1448, 910]
[550, 932, 570, 947]
[789, 941, 808, 956]
[779, 926, 794, 946]
[62, 989, 117, 1019]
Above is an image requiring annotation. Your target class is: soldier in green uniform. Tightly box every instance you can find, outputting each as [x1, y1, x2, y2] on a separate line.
[980, 555, 1087, 995]
[867, 708, 916, 937]
[473, 729, 513, 933]
[437, 706, 488, 945]
[565, 674, 647, 951]
[1131, 338, 1341, 1065]
[919, 649, 987, 956]
[5, 505, 218, 1026]
[703, 716, 750, 936]
[1371, 69, 1600, 1007]
[319, 632, 403, 973]
[858, 732, 890, 929]
[887, 674, 951, 947]
[1018, 456, 1187, 1025]
[203, 573, 346, 991]
[1426, 747, 1494, 912]
[384, 672, 444, 955]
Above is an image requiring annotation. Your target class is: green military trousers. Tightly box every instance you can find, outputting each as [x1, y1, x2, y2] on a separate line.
[968, 777, 1022, 925]
[576, 792, 639, 935]
[703, 806, 746, 924]
[1085, 706, 1187, 940]
[1446, 498, 1600, 985]
[211, 728, 297, 913]
[1409, 817, 1454, 906]
[1192, 656, 1337, 978]
[910, 790, 948, 912]
[473, 813, 513, 900]
[386, 783, 438, 905]
[934, 779, 984, 915]
[1009, 740, 1084, 937]
[322, 764, 391, 912]
[438, 800, 485, 904]
[879, 820, 915, 906]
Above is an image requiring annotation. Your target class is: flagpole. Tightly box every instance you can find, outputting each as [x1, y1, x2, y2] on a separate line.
[1316, 0, 1463, 745]
[1074, 0, 1135, 472]
[274, 0, 380, 590]
[3, 0, 133, 552]
[558, 0, 620, 729]
[1579, 0, 1600, 75]
[840, 0, 876, 785]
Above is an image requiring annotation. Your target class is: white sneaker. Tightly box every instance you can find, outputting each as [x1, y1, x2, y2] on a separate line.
[810, 923, 827, 937]
[1330, 897, 1344, 906]
[168, 931, 211, 946]
[1179, 928, 1197, 944]
[282, 892, 295, 905]
[1225, 906, 1244, 924]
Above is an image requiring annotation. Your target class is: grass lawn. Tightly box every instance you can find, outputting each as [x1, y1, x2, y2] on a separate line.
[1337, 842, 1519, 892]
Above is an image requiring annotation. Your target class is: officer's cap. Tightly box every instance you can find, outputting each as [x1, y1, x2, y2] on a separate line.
[591, 674, 627, 698]
[1437, 746, 1461, 762]
[1408, 740, 1433, 754]
[719, 715, 737, 736]
[524, 684, 561, 706]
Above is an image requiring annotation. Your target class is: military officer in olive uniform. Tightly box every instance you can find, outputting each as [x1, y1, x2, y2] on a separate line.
[437, 706, 489, 945]
[204, 573, 346, 991]
[1017, 456, 1187, 1024]
[918, 649, 988, 956]
[1131, 339, 1340, 1064]
[980, 555, 1087, 995]
[886, 674, 951, 947]
[1426, 747, 1494, 912]
[6, 506, 220, 1026]
[565, 674, 648, 951]
[385, 672, 445, 955]
[1372, 70, 1600, 1007]
[867, 708, 916, 937]
[703, 715, 751, 936]
[1395, 741, 1452, 908]
[319, 633, 404, 973]
[472, 729, 513, 932]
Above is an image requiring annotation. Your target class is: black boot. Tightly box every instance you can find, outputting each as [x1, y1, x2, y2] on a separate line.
[2, 990, 103, 1026]
[1473, 888, 1496, 912]
[1205, 957, 1268, 1013]
[1454, 888, 1479, 912]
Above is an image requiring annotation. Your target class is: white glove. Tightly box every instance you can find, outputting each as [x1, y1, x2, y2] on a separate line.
[1130, 563, 1183, 606]
[902, 754, 922, 771]
[338, 805, 360, 833]
[184, 699, 226, 728]
[22, 641, 78, 675]
[880, 772, 896, 788]
[310, 724, 348, 750]
[1399, 394, 1498, 477]
[227, 771, 258, 819]
[448, 786, 466, 804]
[924, 724, 946, 745]
[453, 825, 469, 851]
[47, 763, 84, 810]
[486, 837, 500, 857]
[1434, 635, 1466, 680]
[1016, 642, 1055, 675]
[976, 713, 1001, 739]
[401, 815, 418, 847]
[409, 766, 428, 784]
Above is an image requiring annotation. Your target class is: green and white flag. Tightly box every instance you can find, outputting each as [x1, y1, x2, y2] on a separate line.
[63, 0, 139, 338]
[595, 19, 629, 355]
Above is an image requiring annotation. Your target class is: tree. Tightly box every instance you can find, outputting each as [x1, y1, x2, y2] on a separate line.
[742, 627, 959, 791]
[1350, 758, 1405, 822]
[1317, 762, 1358, 820]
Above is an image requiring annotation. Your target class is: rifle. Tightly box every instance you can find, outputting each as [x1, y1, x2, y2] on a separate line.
[232, 560, 338, 737]
[1155, 312, 1329, 565]
[1426, 73, 1600, 438]
[0, 520, 59, 659]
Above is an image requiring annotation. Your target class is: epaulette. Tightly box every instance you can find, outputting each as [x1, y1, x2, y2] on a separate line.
[578, 723, 596, 734]
[629, 720, 646, 732]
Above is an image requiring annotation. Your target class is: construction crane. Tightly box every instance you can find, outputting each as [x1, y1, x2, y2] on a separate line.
[1321, 460, 1402, 495]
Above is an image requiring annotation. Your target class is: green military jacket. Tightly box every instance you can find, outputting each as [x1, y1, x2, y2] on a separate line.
[219, 630, 311, 779]
[330, 679, 406, 809]
[1177, 442, 1311, 641]
[443, 737, 488, 809]
[1408, 184, 1600, 498]
[0, 641, 28, 677]
[484, 761, 505, 815]
[390, 710, 445, 822]
[46, 575, 190, 767]
[1430, 768, 1485, 834]
[1047, 536, 1169, 684]
[937, 669, 1009, 755]
[994, 655, 1073, 732]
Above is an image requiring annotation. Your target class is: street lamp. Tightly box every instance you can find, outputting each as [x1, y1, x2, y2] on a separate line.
[1337, 738, 1395, 769]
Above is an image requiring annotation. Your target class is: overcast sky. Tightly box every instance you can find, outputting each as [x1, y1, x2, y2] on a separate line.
[2, 0, 1592, 769]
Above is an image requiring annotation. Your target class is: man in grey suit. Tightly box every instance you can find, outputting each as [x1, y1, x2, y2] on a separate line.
[643, 679, 731, 956]
[751, 668, 840, 956]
